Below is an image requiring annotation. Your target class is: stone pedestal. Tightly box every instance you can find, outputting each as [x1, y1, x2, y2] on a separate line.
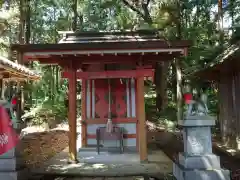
[0, 147, 29, 180]
[173, 117, 230, 180]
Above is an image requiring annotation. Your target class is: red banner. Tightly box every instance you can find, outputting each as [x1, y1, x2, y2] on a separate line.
[0, 106, 19, 155]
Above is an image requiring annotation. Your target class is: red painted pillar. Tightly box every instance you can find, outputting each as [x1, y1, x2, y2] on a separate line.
[137, 76, 148, 162]
[68, 63, 78, 163]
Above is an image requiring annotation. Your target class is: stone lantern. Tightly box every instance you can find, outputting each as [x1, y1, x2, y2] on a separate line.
[173, 83, 230, 180]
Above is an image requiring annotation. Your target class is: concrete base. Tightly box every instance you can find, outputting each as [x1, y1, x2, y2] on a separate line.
[0, 168, 29, 180]
[178, 153, 221, 169]
[0, 147, 28, 180]
[173, 163, 230, 180]
[0, 147, 21, 158]
[0, 157, 25, 171]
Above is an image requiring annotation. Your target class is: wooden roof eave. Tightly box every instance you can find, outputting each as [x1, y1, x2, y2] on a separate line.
[0, 66, 41, 81]
[188, 42, 240, 81]
[10, 32, 191, 66]
[13, 43, 191, 66]
[11, 40, 191, 53]
[0, 56, 41, 81]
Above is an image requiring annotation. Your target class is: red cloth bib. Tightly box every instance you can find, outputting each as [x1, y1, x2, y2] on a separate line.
[184, 93, 193, 104]
[0, 106, 19, 155]
[11, 97, 17, 105]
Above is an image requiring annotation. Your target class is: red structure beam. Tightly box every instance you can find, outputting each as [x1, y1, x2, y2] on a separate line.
[62, 69, 154, 79]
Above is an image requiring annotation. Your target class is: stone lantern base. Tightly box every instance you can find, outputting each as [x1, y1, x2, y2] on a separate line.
[173, 118, 230, 180]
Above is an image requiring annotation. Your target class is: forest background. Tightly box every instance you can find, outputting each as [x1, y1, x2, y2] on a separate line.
[0, 0, 239, 132]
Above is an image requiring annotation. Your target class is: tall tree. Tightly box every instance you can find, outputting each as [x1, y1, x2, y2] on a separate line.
[121, 0, 182, 113]
[72, 0, 78, 31]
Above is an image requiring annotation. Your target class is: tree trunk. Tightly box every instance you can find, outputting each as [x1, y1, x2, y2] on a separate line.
[16, 0, 26, 122]
[175, 59, 182, 122]
[176, 0, 183, 121]
[154, 62, 170, 112]
[25, 0, 31, 45]
[72, 0, 78, 31]
[235, 71, 240, 149]
[230, 0, 235, 27]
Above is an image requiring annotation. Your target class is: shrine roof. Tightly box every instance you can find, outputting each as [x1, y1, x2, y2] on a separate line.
[11, 30, 191, 53]
[187, 41, 240, 81]
[0, 56, 41, 81]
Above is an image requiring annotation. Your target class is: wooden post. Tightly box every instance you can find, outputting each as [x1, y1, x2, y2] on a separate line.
[68, 63, 78, 163]
[1, 80, 5, 99]
[81, 79, 87, 147]
[137, 76, 147, 162]
[16, 82, 22, 123]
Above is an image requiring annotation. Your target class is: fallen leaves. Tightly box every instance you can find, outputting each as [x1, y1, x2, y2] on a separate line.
[19, 129, 69, 168]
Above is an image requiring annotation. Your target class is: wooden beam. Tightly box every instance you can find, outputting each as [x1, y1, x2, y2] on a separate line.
[81, 79, 87, 147]
[23, 54, 178, 65]
[87, 134, 137, 139]
[68, 62, 78, 163]
[137, 76, 147, 162]
[62, 69, 154, 79]
[26, 56, 138, 64]
[85, 118, 137, 124]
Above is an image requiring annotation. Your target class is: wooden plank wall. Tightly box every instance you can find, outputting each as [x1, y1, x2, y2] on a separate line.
[218, 72, 240, 148]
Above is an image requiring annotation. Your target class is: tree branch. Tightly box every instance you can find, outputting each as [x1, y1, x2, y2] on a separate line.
[141, 1, 152, 24]
[146, 0, 151, 6]
[121, 0, 145, 19]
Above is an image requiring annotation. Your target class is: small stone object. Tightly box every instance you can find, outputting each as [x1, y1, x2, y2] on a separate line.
[184, 91, 209, 119]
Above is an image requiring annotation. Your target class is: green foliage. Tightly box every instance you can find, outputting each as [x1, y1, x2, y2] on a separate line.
[22, 98, 67, 126]
[1, 0, 240, 127]
[231, 27, 240, 44]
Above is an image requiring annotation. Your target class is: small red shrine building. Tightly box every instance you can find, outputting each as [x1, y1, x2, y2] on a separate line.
[11, 30, 190, 162]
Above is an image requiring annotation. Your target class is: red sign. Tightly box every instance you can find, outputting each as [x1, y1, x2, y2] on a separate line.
[0, 106, 19, 155]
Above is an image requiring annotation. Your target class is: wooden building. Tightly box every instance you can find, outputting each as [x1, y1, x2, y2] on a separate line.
[11, 30, 191, 162]
[0, 55, 40, 81]
[194, 41, 240, 148]
[0, 55, 40, 98]
[0, 55, 40, 129]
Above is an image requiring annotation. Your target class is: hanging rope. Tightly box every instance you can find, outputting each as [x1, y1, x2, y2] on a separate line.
[106, 79, 113, 133]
